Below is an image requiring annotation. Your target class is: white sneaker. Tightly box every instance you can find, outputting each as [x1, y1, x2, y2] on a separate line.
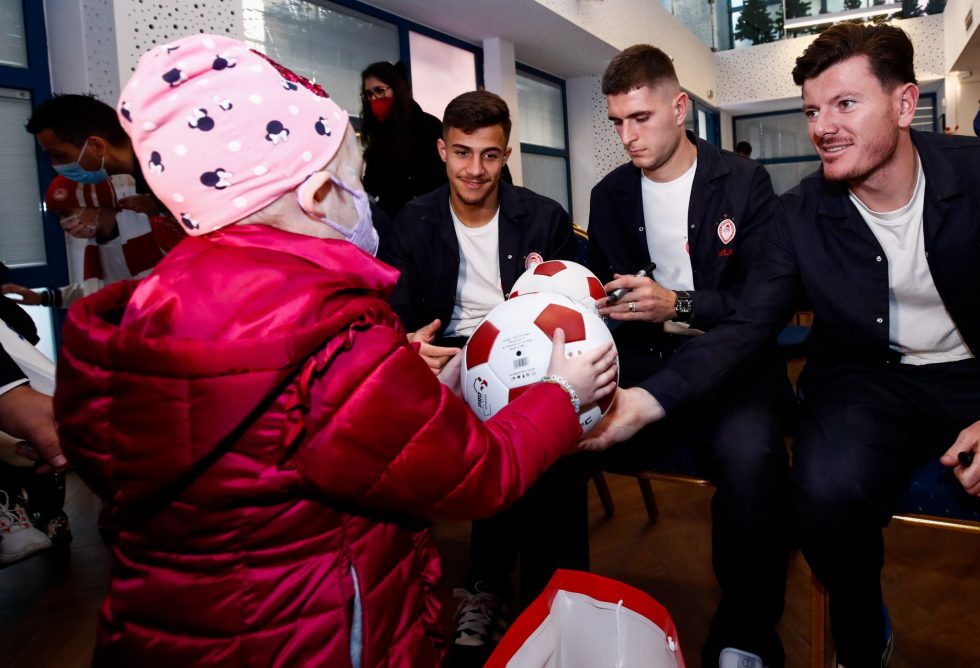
[0, 490, 51, 565]
[720, 647, 766, 668]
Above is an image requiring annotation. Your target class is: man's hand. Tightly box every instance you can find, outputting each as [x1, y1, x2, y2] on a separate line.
[2, 284, 43, 306]
[0, 385, 67, 473]
[597, 274, 678, 323]
[118, 194, 162, 216]
[941, 420, 980, 496]
[408, 319, 461, 374]
[578, 386, 666, 452]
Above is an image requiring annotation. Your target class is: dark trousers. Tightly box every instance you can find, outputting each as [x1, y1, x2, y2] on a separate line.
[606, 339, 795, 668]
[468, 452, 591, 606]
[793, 358, 980, 668]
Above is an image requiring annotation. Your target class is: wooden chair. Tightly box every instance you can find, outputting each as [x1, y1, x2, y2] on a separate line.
[808, 460, 980, 668]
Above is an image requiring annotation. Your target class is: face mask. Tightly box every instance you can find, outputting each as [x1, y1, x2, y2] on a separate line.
[298, 174, 379, 257]
[53, 139, 109, 184]
[370, 97, 394, 122]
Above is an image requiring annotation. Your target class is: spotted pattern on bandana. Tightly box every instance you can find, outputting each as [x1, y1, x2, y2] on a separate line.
[120, 34, 350, 237]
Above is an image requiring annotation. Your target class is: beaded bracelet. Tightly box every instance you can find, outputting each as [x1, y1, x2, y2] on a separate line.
[540, 375, 581, 414]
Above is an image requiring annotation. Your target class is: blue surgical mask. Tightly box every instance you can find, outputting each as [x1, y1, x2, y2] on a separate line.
[53, 139, 109, 184]
[298, 174, 379, 257]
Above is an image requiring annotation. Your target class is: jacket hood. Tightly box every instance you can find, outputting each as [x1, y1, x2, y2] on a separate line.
[55, 225, 401, 507]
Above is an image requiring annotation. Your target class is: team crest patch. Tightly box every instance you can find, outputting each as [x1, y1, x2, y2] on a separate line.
[717, 218, 736, 244]
[52, 188, 69, 202]
[525, 252, 544, 270]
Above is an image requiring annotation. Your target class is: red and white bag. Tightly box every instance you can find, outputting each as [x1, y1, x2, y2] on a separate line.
[486, 570, 685, 668]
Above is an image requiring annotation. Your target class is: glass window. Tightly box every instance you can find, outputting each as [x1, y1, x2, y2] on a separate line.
[735, 112, 816, 161]
[0, 88, 46, 268]
[0, 0, 28, 68]
[517, 71, 565, 150]
[242, 0, 399, 116]
[763, 161, 821, 196]
[408, 31, 477, 120]
[521, 153, 569, 214]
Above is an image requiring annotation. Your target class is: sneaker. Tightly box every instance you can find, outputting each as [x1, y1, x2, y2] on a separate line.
[0, 490, 51, 565]
[452, 582, 509, 650]
[720, 647, 766, 668]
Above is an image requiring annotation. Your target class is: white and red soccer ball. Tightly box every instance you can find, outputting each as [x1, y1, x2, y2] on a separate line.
[508, 260, 607, 314]
[461, 293, 618, 434]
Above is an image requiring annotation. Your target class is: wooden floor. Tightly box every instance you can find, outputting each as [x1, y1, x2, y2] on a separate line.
[1, 472, 978, 667]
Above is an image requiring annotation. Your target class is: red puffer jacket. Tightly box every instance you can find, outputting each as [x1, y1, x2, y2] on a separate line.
[55, 225, 580, 667]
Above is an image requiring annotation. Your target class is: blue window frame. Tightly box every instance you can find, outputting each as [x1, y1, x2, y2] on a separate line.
[3, 0, 63, 289]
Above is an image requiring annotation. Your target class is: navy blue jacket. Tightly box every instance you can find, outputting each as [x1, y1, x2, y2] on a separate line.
[380, 180, 575, 342]
[587, 133, 782, 376]
[644, 130, 980, 412]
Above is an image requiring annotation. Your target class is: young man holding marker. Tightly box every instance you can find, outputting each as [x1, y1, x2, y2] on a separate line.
[586, 45, 794, 668]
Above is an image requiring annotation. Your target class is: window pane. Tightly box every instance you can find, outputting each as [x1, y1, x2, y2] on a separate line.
[0, 0, 27, 68]
[408, 31, 477, 120]
[242, 0, 399, 117]
[517, 72, 565, 150]
[521, 153, 569, 214]
[763, 160, 821, 196]
[0, 88, 45, 268]
[734, 112, 817, 161]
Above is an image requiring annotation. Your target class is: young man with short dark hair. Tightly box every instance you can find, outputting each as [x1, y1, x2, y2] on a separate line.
[380, 90, 581, 664]
[586, 24, 980, 667]
[26, 94, 162, 219]
[587, 44, 794, 668]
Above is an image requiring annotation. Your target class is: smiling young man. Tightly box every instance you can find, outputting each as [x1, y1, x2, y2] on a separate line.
[586, 44, 793, 668]
[380, 90, 579, 664]
[584, 25, 980, 668]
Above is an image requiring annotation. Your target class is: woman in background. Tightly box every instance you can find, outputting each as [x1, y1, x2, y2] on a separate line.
[360, 61, 446, 221]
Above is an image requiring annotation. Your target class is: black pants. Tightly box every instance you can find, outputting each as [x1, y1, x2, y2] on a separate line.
[793, 358, 980, 668]
[468, 452, 590, 605]
[605, 339, 795, 668]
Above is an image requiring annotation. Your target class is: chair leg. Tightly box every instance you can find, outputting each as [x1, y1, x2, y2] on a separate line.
[592, 472, 615, 518]
[810, 570, 831, 668]
[637, 477, 659, 524]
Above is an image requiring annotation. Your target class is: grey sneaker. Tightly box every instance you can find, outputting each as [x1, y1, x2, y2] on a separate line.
[720, 647, 766, 668]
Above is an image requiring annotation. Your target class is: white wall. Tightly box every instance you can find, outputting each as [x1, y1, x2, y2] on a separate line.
[111, 0, 244, 93]
[535, 0, 717, 103]
[715, 14, 946, 110]
[44, 0, 121, 103]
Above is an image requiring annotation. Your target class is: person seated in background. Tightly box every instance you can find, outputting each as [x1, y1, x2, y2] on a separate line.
[584, 23, 980, 668]
[360, 61, 447, 223]
[735, 140, 753, 158]
[26, 93, 167, 222]
[3, 175, 182, 309]
[53, 34, 617, 667]
[587, 44, 794, 668]
[380, 90, 582, 665]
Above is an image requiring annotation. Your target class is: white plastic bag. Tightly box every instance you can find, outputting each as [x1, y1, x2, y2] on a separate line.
[486, 570, 685, 668]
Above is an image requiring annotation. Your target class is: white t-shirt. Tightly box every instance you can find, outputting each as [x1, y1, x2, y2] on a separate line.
[642, 160, 700, 335]
[444, 205, 504, 339]
[849, 157, 972, 365]
[641, 159, 697, 292]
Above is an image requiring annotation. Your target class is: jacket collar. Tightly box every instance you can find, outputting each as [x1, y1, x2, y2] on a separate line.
[813, 130, 962, 244]
[610, 131, 728, 255]
[423, 181, 530, 291]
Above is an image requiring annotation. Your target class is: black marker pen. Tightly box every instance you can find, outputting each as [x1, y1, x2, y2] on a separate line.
[605, 261, 657, 304]
[958, 451, 975, 467]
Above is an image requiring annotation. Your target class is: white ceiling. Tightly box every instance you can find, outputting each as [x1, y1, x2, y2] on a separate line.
[365, 0, 619, 79]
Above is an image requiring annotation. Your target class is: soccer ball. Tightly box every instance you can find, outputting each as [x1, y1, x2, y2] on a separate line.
[508, 260, 607, 313]
[461, 292, 618, 434]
